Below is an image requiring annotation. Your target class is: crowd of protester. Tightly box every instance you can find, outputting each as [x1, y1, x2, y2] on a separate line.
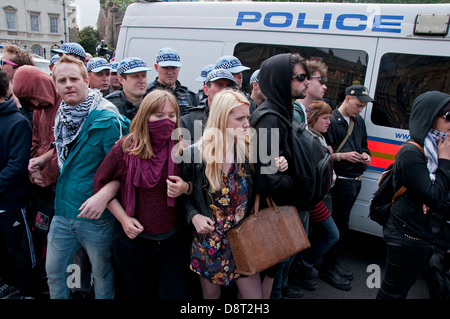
[0, 42, 448, 300]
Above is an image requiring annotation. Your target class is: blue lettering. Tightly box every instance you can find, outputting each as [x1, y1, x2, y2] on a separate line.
[372, 15, 403, 33]
[264, 12, 293, 27]
[395, 132, 410, 140]
[236, 11, 262, 26]
[236, 11, 403, 34]
[323, 13, 332, 29]
[296, 13, 319, 29]
[336, 14, 367, 31]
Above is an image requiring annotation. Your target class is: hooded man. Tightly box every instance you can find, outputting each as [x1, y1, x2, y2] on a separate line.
[14, 66, 61, 189]
[377, 91, 450, 299]
[249, 53, 310, 299]
[13, 65, 62, 283]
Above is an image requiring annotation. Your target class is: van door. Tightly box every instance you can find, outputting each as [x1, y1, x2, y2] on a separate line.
[353, 37, 450, 236]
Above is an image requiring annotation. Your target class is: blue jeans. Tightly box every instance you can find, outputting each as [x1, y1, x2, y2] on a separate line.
[271, 209, 309, 299]
[322, 178, 361, 269]
[303, 216, 339, 266]
[46, 215, 115, 299]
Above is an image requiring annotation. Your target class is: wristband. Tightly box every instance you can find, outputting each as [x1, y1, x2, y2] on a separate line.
[336, 153, 341, 162]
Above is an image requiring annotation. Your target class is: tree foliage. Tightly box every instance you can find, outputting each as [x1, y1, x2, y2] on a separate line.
[77, 26, 99, 56]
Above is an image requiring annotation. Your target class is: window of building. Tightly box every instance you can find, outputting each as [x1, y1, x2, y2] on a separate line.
[30, 14, 40, 32]
[6, 12, 16, 30]
[371, 53, 450, 129]
[50, 16, 59, 33]
[32, 45, 42, 57]
[234, 43, 368, 108]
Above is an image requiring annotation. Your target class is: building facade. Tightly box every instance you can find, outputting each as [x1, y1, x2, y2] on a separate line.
[97, 0, 125, 49]
[0, 0, 78, 59]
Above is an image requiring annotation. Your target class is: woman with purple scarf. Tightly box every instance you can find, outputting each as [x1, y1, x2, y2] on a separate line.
[87, 89, 191, 299]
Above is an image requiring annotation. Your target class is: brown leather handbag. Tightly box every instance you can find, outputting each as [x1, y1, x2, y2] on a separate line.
[228, 194, 310, 276]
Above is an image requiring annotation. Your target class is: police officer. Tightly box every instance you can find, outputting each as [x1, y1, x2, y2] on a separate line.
[147, 47, 198, 115]
[179, 68, 237, 143]
[106, 57, 152, 121]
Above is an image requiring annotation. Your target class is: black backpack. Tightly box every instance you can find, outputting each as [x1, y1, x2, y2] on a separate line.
[369, 141, 426, 226]
[250, 109, 334, 210]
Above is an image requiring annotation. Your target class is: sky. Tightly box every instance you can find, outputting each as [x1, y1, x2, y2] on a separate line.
[72, 0, 101, 29]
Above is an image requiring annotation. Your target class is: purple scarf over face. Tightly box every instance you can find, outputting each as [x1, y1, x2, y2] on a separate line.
[123, 118, 176, 216]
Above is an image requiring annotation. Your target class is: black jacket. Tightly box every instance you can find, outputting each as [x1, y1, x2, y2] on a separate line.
[105, 90, 141, 121]
[390, 91, 450, 249]
[179, 98, 209, 144]
[0, 98, 32, 209]
[147, 78, 198, 115]
[325, 108, 370, 178]
[249, 53, 309, 211]
[182, 145, 255, 239]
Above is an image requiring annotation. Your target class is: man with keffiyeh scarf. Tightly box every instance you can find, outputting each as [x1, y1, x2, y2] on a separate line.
[44, 55, 130, 299]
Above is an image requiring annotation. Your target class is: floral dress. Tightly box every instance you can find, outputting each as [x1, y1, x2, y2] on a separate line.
[190, 163, 249, 286]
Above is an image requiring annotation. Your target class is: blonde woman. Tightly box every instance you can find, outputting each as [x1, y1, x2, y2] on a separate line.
[89, 89, 190, 299]
[183, 89, 264, 299]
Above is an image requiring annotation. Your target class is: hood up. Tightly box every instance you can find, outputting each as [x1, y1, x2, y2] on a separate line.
[258, 53, 293, 121]
[13, 65, 61, 110]
[409, 91, 450, 146]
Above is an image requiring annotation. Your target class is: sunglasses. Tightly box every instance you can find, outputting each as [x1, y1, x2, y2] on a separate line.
[292, 73, 307, 82]
[441, 111, 450, 122]
[311, 76, 326, 85]
[0, 59, 19, 67]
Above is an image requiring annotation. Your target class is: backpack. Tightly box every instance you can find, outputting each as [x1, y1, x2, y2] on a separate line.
[250, 109, 334, 210]
[369, 141, 426, 226]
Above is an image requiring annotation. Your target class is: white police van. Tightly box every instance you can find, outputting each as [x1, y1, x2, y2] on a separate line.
[115, 1, 450, 236]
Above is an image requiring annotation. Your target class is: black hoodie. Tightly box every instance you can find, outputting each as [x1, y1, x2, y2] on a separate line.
[0, 98, 32, 210]
[249, 53, 309, 211]
[390, 91, 450, 249]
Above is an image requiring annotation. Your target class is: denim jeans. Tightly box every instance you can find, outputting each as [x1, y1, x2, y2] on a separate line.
[46, 215, 115, 299]
[322, 178, 361, 269]
[303, 216, 339, 266]
[270, 209, 309, 299]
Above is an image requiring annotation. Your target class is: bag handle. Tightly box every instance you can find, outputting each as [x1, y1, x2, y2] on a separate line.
[335, 117, 354, 153]
[251, 194, 279, 215]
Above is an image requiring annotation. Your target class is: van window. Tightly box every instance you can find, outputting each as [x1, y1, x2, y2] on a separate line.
[371, 53, 450, 129]
[234, 43, 368, 107]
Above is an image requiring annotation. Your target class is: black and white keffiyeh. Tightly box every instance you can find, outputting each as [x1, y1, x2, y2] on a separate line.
[424, 128, 448, 182]
[54, 89, 103, 170]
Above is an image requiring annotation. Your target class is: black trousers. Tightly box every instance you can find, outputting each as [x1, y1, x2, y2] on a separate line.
[112, 223, 189, 299]
[0, 209, 39, 296]
[377, 216, 433, 299]
[322, 178, 361, 269]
